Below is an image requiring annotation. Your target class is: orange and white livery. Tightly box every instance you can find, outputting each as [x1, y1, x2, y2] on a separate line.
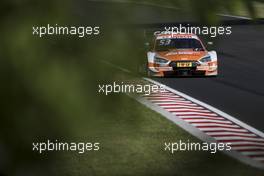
[147, 32, 218, 77]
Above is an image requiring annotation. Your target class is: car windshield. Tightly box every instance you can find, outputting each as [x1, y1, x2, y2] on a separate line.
[155, 38, 204, 51]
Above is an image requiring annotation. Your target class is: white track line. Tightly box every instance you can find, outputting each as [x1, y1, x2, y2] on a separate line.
[217, 13, 252, 20]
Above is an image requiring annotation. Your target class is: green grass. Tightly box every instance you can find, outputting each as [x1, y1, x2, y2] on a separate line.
[53, 94, 264, 176]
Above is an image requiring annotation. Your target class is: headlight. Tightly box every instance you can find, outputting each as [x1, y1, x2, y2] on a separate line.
[154, 56, 168, 64]
[199, 55, 211, 63]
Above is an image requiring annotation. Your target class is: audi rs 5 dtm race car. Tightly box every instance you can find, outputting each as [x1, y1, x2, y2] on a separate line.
[147, 33, 218, 77]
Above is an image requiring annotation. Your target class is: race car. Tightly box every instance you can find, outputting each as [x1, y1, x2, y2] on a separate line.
[147, 32, 218, 77]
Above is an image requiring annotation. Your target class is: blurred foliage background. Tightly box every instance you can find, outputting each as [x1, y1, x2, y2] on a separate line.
[0, 0, 263, 175]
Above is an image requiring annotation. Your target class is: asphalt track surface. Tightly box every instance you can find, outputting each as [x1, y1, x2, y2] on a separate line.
[153, 24, 264, 132]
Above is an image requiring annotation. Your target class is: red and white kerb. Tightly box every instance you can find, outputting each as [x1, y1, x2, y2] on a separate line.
[142, 88, 264, 165]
